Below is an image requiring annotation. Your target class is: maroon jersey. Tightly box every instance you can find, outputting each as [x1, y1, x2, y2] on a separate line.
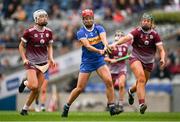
[108, 42, 130, 74]
[128, 27, 162, 64]
[21, 26, 53, 64]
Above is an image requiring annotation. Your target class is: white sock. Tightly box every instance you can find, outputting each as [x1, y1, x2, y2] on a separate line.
[23, 104, 29, 110]
[108, 103, 115, 108]
[118, 100, 123, 106]
[139, 103, 144, 108]
[24, 80, 28, 86]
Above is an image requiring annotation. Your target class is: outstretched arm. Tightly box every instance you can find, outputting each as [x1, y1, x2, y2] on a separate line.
[114, 34, 132, 46]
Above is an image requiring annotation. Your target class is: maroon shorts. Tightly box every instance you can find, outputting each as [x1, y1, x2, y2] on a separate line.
[112, 72, 126, 89]
[111, 71, 126, 81]
[129, 57, 153, 72]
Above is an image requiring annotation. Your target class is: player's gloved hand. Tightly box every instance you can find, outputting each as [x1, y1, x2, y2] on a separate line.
[160, 58, 166, 70]
[110, 59, 117, 64]
[49, 59, 56, 68]
[23, 59, 29, 65]
[104, 45, 112, 54]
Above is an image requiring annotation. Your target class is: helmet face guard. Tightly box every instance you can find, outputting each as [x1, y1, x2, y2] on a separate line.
[81, 9, 94, 28]
[141, 13, 154, 31]
[114, 30, 124, 41]
[33, 9, 48, 23]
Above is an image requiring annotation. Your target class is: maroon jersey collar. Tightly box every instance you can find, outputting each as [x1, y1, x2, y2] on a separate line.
[33, 25, 46, 32]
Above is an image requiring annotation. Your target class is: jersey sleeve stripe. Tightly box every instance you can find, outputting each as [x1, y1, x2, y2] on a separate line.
[99, 31, 105, 34]
[79, 37, 87, 40]
[156, 42, 163, 45]
[49, 40, 54, 43]
[21, 37, 27, 43]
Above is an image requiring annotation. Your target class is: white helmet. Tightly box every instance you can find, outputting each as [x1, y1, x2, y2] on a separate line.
[114, 30, 124, 41]
[33, 9, 48, 23]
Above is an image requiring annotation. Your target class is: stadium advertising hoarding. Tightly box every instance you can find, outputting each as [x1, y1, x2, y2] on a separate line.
[0, 49, 82, 99]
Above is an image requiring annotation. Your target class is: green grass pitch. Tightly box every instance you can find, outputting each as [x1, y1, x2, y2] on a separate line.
[0, 111, 180, 121]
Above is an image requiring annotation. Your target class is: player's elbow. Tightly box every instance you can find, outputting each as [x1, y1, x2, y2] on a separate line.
[76, 87, 84, 94]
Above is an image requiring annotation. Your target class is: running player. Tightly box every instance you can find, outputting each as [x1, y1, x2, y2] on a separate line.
[61, 9, 120, 117]
[110, 13, 166, 114]
[104, 30, 131, 113]
[18, 9, 56, 115]
[20, 70, 49, 112]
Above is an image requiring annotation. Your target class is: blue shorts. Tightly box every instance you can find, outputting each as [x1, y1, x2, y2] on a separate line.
[80, 61, 106, 73]
[44, 70, 49, 80]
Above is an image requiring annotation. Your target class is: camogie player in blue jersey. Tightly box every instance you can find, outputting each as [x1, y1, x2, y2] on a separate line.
[61, 9, 121, 117]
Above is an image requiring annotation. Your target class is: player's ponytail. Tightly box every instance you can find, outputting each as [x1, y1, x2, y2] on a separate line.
[151, 20, 156, 29]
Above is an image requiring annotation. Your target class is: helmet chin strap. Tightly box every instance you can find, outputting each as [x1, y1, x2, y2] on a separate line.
[85, 24, 93, 29]
[35, 18, 47, 27]
[35, 23, 46, 30]
[142, 26, 151, 32]
[83, 23, 94, 31]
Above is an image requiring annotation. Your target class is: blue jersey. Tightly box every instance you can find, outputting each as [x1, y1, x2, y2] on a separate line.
[77, 24, 105, 63]
[77, 24, 106, 72]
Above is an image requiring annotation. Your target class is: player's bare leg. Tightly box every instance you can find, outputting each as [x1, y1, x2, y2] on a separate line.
[61, 73, 90, 117]
[35, 93, 40, 112]
[128, 66, 151, 107]
[35, 79, 47, 112]
[26, 71, 44, 110]
[117, 74, 126, 113]
[130, 61, 149, 114]
[97, 65, 114, 104]
[20, 70, 44, 115]
[19, 70, 38, 93]
[40, 79, 47, 111]
[129, 69, 150, 94]
[140, 70, 150, 114]
[131, 61, 146, 103]
[97, 65, 120, 116]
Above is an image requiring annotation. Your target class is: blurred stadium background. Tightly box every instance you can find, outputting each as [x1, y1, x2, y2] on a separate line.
[0, 0, 180, 115]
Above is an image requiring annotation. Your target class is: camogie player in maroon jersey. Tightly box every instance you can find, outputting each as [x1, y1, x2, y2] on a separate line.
[18, 9, 56, 115]
[105, 30, 131, 113]
[110, 13, 166, 114]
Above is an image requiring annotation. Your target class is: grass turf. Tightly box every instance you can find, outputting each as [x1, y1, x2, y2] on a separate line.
[0, 111, 180, 121]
